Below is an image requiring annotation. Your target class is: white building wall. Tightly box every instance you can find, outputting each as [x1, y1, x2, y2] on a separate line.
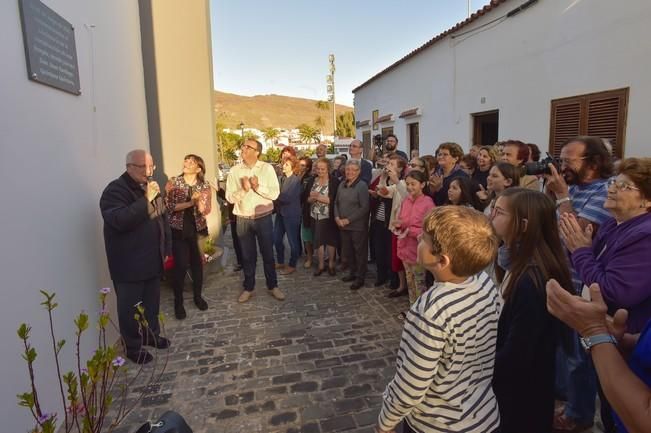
[354, 0, 651, 157]
[0, 1, 149, 431]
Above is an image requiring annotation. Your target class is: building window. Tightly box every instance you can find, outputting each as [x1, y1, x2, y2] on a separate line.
[381, 127, 394, 139]
[550, 88, 628, 158]
[372, 110, 379, 130]
[408, 122, 419, 155]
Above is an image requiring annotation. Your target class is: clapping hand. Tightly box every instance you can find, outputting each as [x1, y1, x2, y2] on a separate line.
[476, 184, 489, 201]
[249, 175, 259, 190]
[240, 176, 251, 191]
[546, 279, 628, 340]
[559, 212, 593, 252]
[429, 173, 443, 192]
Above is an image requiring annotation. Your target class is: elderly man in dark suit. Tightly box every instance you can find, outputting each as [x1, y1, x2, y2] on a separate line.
[100, 149, 171, 364]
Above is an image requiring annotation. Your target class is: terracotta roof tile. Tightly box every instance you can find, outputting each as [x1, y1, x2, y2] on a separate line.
[376, 114, 394, 123]
[352, 0, 510, 93]
[399, 108, 420, 118]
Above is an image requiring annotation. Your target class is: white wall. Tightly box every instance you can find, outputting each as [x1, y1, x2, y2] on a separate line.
[0, 1, 149, 431]
[354, 0, 651, 157]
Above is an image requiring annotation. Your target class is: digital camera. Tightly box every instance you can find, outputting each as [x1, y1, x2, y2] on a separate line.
[524, 152, 561, 176]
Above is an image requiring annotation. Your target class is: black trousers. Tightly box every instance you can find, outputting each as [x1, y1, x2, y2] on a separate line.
[237, 214, 277, 291]
[340, 228, 368, 283]
[172, 235, 203, 303]
[371, 219, 394, 284]
[114, 277, 161, 353]
[230, 219, 243, 266]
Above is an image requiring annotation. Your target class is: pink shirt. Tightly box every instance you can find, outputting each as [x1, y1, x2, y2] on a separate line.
[397, 194, 435, 264]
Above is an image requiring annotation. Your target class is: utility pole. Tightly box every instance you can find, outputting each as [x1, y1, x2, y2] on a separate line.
[468, 0, 472, 18]
[327, 54, 336, 139]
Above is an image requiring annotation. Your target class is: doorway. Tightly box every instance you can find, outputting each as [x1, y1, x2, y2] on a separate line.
[472, 110, 499, 146]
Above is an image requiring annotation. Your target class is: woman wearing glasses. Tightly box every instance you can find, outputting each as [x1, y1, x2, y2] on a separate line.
[560, 157, 651, 335]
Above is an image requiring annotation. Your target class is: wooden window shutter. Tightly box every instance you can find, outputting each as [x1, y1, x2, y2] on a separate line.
[549, 98, 582, 157]
[550, 88, 628, 158]
[586, 89, 628, 159]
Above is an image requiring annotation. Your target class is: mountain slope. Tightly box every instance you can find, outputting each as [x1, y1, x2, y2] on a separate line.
[214, 90, 352, 131]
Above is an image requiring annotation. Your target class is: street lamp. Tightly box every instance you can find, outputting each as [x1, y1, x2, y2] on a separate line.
[239, 121, 245, 141]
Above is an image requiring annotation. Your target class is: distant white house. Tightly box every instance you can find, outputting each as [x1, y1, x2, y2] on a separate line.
[353, 0, 651, 159]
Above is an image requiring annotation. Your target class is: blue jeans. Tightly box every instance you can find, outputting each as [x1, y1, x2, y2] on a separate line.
[555, 331, 597, 423]
[273, 213, 301, 268]
[236, 214, 277, 292]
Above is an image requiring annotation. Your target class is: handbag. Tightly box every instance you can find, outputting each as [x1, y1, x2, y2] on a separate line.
[134, 411, 193, 433]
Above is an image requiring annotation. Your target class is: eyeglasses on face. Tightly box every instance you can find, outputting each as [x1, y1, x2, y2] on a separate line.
[560, 156, 587, 165]
[127, 163, 156, 170]
[241, 144, 257, 151]
[607, 177, 640, 192]
[437, 152, 451, 158]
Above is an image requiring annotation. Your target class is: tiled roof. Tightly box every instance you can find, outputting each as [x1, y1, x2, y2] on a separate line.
[356, 120, 370, 127]
[352, 0, 510, 93]
[376, 114, 393, 123]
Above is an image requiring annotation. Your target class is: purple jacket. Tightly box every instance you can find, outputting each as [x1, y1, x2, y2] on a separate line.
[571, 212, 651, 333]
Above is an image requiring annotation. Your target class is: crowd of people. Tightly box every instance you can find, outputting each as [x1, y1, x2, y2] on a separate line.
[99, 133, 651, 433]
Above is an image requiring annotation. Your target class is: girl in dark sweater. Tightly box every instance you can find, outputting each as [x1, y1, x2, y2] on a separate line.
[490, 188, 573, 433]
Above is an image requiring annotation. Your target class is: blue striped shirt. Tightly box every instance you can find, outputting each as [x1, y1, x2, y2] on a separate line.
[378, 272, 501, 433]
[568, 179, 610, 290]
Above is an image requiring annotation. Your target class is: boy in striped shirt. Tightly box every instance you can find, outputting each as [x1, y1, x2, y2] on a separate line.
[377, 206, 501, 433]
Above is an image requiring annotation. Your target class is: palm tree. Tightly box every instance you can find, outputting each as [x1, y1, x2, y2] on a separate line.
[297, 124, 321, 144]
[261, 127, 279, 147]
[315, 100, 330, 111]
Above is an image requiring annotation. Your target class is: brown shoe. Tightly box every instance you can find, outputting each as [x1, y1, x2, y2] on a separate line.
[269, 287, 286, 301]
[303, 260, 312, 268]
[275, 263, 286, 269]
[238, 291, 253, 303]
[280, 266, 296, 275]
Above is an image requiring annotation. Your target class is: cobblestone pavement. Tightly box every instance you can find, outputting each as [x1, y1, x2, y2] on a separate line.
[112, 243, 604, 433]
[114, 247, 410, 433]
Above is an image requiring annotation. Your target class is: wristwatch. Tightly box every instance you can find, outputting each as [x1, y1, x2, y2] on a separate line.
[580, 334, 617, 352]
[556, 196, 571, 207]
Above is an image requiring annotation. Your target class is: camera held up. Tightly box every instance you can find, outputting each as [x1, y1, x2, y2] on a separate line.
[524, 152, 561, 176]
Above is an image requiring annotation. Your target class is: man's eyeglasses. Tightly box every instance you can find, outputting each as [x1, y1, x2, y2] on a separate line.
[127, 163, 156, 170]
[241, 144, 257, 152]
[560, 156, 588, 165]
[607, 177, 640, 192]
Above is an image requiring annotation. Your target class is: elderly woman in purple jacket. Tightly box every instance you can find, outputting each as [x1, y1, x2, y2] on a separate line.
[560, 157, 651, 335]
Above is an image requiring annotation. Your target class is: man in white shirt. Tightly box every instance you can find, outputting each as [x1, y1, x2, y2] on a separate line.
[226, 139, 285, 303]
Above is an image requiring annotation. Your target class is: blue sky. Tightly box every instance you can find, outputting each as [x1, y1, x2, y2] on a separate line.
[210, 0, 492, 106]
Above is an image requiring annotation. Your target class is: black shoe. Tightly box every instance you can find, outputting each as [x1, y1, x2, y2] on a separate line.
[174, 303, 187, 320]
[374, 280, 387, 287]
[233, 264, 243, 272]
[350, 281, 364, 291]
[328, 267, 336, 276]
[144, 336, 171, 349]
[387, 289, 408, 298]
[342, 275, 357, 283]
[194, 296, 208, 311]
[313, 268, 324, 277]
[126, 349, 153, 365]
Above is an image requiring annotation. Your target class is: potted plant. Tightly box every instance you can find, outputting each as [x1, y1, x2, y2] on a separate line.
[17, 288, 169, 433]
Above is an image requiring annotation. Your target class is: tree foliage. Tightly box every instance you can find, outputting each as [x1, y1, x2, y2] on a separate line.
[335, 111, 355, 138]
[296, 124, 321, 144]
[261, 127, 280, 145]
[216, 122, 242, 163]
[262, 147, 281, 163]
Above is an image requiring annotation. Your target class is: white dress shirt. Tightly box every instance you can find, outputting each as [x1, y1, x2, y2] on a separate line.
[226, 160, 280, 217]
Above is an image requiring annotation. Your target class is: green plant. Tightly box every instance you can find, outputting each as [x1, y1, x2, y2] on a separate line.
[17, 289, 168, 433]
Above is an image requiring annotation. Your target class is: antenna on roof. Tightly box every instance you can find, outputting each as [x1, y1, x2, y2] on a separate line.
[468, 0, 471, 18]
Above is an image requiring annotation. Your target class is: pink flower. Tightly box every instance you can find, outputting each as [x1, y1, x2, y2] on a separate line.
[112, 356, 126, 368]
[99, 287, 111, 294]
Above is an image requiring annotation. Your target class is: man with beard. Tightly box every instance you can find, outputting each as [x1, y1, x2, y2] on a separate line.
[384, 134, 408, 160]
[545, 135, 614, 433]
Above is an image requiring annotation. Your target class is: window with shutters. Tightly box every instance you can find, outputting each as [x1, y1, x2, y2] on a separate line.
[549, 88, 628, 158]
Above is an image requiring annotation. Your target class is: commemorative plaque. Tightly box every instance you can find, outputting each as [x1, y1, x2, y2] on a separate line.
[18, 0, 81, 95]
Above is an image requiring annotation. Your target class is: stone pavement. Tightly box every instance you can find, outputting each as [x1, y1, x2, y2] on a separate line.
[113, 249, 410, 433]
